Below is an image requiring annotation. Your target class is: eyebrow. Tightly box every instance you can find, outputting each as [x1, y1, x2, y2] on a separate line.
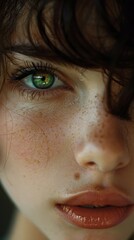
[9, 44, 74, 67]
[9, 43, 88, 73]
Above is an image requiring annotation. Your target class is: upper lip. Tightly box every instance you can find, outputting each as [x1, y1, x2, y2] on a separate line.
[58, 189, 134, 207]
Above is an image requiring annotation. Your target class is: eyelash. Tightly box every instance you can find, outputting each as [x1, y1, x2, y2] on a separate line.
[8, 61, 72, 100]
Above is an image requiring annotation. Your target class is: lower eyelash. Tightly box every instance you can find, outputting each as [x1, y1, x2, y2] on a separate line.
[8, 78, 72, 101]
[7, 61, 73, 100]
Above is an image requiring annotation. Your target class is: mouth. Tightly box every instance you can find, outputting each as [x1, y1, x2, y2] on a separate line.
[56, 189, 134, 229]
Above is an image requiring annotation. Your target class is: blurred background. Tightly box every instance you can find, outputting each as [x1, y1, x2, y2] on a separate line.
[0, 183, 15, 238]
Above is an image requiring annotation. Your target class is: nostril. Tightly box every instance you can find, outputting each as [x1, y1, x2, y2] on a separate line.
[116, 161, 125, 169]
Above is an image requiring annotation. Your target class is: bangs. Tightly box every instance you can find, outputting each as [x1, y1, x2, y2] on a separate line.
[9, 0, 134, 68]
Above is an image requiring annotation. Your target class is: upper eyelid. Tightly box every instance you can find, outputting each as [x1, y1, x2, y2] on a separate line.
[9, 59, 75, 83]
[9, 52, 87, 78]
[9, 61, 61, 82]
[8, 61, 75, 90]
[10, 62, 56, 77]
[12, 67, 56, 80]
[8, 57, 85, 89]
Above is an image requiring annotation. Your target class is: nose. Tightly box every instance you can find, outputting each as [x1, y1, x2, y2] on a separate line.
[74, 114, 130, 173]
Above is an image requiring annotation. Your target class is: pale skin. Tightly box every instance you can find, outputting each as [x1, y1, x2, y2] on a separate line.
[0, 51, 134, 240]
[9, 212, 45, 240]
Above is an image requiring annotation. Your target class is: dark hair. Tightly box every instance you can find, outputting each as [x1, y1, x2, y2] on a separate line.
[0, 0, 134, 119]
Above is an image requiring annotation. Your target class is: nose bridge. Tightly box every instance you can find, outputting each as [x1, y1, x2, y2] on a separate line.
[80, 96, 123, 149]
[74, 105, 129, 173]
[88, 111, 123, 151]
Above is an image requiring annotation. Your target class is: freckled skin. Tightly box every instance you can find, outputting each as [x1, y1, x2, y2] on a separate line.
[74, 172, 80, 180]
[0, 68, 134, 240]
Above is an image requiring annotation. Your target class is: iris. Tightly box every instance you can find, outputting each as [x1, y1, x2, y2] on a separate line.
[32, 73, 55, 89]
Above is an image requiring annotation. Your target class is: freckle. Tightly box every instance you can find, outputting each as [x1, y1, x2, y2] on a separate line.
[94, 133, 98, 138]
[34, 159, 41, 164]
[37, 111, 43, 118]
[74, 172, 80, 180]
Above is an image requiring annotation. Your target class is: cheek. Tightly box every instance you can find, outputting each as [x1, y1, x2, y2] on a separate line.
[0, 108, 68, 207]
[3, 111, 66, 170]
[0, 102, 77, 190]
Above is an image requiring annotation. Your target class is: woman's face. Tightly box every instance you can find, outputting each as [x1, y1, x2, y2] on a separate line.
[0, 54, 134, 240]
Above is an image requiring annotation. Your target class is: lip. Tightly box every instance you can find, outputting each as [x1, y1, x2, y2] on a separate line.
[56, 189, 134, 229]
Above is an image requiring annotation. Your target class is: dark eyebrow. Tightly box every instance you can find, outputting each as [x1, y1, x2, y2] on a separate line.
[9, 44, 73, 67]
[8, 44, 88, 73]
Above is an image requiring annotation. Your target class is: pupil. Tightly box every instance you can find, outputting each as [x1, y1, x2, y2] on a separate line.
[32, 73, 54, 89]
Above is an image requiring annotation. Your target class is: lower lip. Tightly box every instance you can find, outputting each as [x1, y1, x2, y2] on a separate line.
[56, 204, 133, 229]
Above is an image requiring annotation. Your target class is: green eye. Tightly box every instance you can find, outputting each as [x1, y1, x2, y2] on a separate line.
[32, 73, 55, 89]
